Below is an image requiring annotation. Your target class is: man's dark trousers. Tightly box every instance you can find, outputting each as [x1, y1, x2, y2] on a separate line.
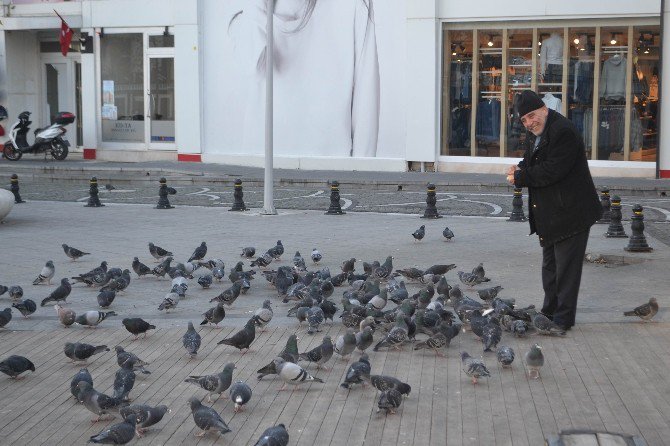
[541, 229, 590, 327]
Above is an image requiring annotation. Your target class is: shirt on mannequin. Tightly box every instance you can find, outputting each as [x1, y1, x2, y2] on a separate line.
[540, 33, 563, 76]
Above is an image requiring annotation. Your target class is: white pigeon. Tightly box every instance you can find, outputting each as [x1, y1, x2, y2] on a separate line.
[311, 248, 322, 264]
[254, 300, 273, 331]
[273, 357, 324, 391]
[33, 260, 55, 285]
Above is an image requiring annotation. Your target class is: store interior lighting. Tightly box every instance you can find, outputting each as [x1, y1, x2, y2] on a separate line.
[573, 37, 580, 45]
[610, 33, 617, 45]
[487, 35, 494, 47]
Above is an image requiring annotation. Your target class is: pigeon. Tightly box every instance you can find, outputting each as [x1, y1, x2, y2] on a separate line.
[497, 346, 515, 367]
[75, 310, 116, 328]
[369, 375, 412, 396]
[112, 361, 136, 402]
[341, 258, 356, 273]
[257, 334, 299, 380]
[210, 281, 242, 305]
[119, 404, 170, 437]
[340, 353, 371, 389]
[461, 351, 491, 384]
[298, 335, 334, 370]
[251, 252, 273, 268]
[471, 263, 491, 282]
[40, 278, 71, 306]
[158, 288, 180, 313]
[32, 260, 55, 285]
[152, 256, 173, 277]
[115, 346, 151, 374]
[254, 424, 289, 446]
[101, 270, 131, 293]
[71, 368, 93, 401]
[122, 318, 156, 339]
[217, 317, 257, 353]
[76, 381, 123, 422]
[229, 381, 252, 412]
[524, 343, 544, 379]
[185, 362, 236, 402]
[89, 415, 137, 444]
[71, 262, 109, 286]
[0, 308, 12, 328]
[412, 225, 425, 241]
[8, 285, 23, 300]
[240, 247, 256, 258]
[12, 299, 36, 318]
[148, 242, 172, 262]
[377, 388, 403, 414]
[267, 240, 284, 260]
[367, 287, 388, 312]
[201, 302, 226, 327]
[307, 302, 325, 334]
[0, 355, 35, 379]
[64, 342, 109, 363]
[425, 264, 457, 276]
[292, 251, 307, 270]
[273, 357, 324, 390]
[189, 396, 231, 437]
[188, 242, 208, 263]
[132, 257, 152, 277]
[413, 331, 449, 357]
[624, 297, 659, 321]
[254, 300, 274, 330]
[355, 326, 375, 352]
[311, 248, 322, 264]
[197, 274, 213, 289]
[293, 307, 310, 325]
[477, 286, 503, 303]
[373, 314, 409, 351]
[55, 304, 76, 327]
[334, 328, 358, 359]
[482, 319, 502, 352]
[456, 271, 483, 287]
[0, 285, 6, 297]
[442, 226, 455, 240]
[104, 183, 116, 191]
[183, 322, 202, 358]
[62, 244, 90, 261]
[529, 310, 566, 336]
[97, 290, 116, 308]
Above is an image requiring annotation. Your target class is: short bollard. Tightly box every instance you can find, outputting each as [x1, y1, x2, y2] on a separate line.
[84, 177, 104, 207]
[605, 195, 627, 238]
[10, 174, 25, 204]
[229, 179, 248, 211]
[508, 187, 527, 222]
[325, 180, 345, 215]
[624, 204, 653, 252]
[596, 187, 611, 224]
[421, 183, 442, 219]
[156, 177, 176, 209]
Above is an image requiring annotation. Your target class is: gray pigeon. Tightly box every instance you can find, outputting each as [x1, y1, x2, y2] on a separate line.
[524, 344, 544, 379]
[152, 256, 173, 277]
[11, 299, 35, 319]
[132, 257, 152, 277]
[210, 281, 242, 305]
[254, 300, 273, 331]
[460, 351, 491, 384]
[201, 302, 226, 327]
[189, 396, 231, 437]
[273, 357, 324, 391]
[0, 308, 12, 328]
[623, 297, 659, 321]
[101, 270, 131, 293]
[115, 346, 151, 374]
[373, 315, 409, 351]
[298, 336, 334, 369]
[254, 424, 289, 446]
[497, 346, 515, 367]
[7, 285, 22, 300]
[75, 310, 117, 327]
[482, 319, 502, 352]
[412, 225, 425, 241]
[307, 301, 325, 334]
[229, 381, 252, 412]
[471, 263, 491, 282]
[122, 318, 156, 339]
[33, 260, 55, 285]
[311, 248, 322, 264]
[76, 381, 123, 422]
[97, 290, 116, 308]
[62, 244, 90, 261]
[413, 331, 449, 357]
[256, 334, 299, 380]
[217, 317, 257, 353]
[0, 355, 35, 379]
[477, 286, 503, 302]
[188, 242, 208, 263]
[530, 310, 566, 336]
[340, 353, 371, 389]
[334, 328, 357, 359]
[355, 326, 375, 352]
[241, 247, 256, 258]
[377, 388, 403, 414]
[89, 414, 137, 444]
[64, 342, 109, 362]
[456, 271, 483, 287]
[197, 274, 213, 288]
[55, 304, 76, 327]
[442, 226, 455, 240]
[71, 368, 93, 401]
[369, 375, 412, 396]
[158, 288, 180, 313]
[112, 361, 136, 402]
[149, 242, 172, 262]
[120, 404, 170, 437]
[185, 362, 236, 402]
[40, 278, 71, 306]
[293, 251, 307, 270]
[183, 322, 202, 358]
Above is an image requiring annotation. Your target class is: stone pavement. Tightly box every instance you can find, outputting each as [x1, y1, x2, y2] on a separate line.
[0, 201, 668, 445]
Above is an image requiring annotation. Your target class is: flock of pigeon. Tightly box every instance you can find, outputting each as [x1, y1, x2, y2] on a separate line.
[0, 229, 661, 445]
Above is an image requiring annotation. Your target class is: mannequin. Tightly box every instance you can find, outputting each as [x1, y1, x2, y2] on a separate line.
[540, 32, 563, 83]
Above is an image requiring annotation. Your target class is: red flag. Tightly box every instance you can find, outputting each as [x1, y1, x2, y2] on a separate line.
[59, 16, 73, 56]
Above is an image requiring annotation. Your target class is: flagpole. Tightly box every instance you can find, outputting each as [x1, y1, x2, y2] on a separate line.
[262, 0, 276, 215]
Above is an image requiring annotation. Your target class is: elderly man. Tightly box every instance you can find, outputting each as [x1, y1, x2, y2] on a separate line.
[506, 90, 602, 331]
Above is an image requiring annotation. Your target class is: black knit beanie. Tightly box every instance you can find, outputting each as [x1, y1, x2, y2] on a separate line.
[516, 90, 545, 117]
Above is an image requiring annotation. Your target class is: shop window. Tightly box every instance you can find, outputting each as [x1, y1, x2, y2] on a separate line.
[476, 30, 502, 157]
[149, 35, 174, 48]
[597, 27, 628, 160]
[506, 29, 534, 158]
[568, 27, 596, 159]
[100, 34, 145, 143]
[630, 26, 659, 162]
[441, 30, 473, 156]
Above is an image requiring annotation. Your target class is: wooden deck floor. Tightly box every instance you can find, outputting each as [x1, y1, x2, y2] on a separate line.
[0, 322, 668, 445]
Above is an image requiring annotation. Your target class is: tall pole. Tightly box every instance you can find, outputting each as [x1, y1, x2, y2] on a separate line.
[262, 0, 277, 214]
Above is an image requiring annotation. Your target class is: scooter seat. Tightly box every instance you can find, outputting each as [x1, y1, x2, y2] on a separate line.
[34, 127, 45, 135]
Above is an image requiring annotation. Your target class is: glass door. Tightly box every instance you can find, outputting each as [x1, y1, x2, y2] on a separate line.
[147, 56, 175, 149]
[43, 60, 77, 141]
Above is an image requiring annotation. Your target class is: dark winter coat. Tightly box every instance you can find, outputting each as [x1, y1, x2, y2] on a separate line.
[514, 109, 602, 246]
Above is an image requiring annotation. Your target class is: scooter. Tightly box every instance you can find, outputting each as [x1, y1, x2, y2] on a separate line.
[2, 111, 74, 161]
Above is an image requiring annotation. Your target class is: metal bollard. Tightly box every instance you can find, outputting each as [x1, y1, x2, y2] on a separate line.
[421, 183, 442, 219]
[507, 187, 527, 222]
[605, 195, 627, 238]
[156, 177, 176, 209]
[596, 187, 611, 224]
[9, 174, 25, 204]
[624, 204, 652, 252]
[325, 180, 345, 215]
[229, 178, 248, 211]
[84, 177, 104, 207]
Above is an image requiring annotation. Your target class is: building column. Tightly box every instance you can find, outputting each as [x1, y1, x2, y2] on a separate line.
[660, 0, 670, 177]
[80, 28, 97, 158]
[405, 0, 438, 169]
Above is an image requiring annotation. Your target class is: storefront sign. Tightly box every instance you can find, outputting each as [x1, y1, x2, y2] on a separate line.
[102, 120, 145, 142]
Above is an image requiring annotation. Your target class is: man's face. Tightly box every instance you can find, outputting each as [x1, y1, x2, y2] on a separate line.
[520, 106, 549, 136]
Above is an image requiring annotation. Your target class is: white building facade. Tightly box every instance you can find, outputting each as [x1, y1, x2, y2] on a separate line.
[0, 0, 667, 178]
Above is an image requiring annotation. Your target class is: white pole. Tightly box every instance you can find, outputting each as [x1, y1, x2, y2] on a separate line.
[262, 0, 277, 214]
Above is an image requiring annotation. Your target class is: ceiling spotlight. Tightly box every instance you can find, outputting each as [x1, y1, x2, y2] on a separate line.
[538, 41, 542, 46]
[644, 47, 650, 54]
[487, 35, 494, 47]
[610, 33, 617, 45]
[573, 38, 580, 45]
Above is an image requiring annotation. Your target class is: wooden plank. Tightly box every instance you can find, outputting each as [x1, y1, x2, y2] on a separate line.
[596, 433, 630, 446]
[445, 334, 463, 445]
[562, 433, 600, 446]
[428, 344, 448, 446]
[498, 338, 530, 446]
[394, 338, 423, 446]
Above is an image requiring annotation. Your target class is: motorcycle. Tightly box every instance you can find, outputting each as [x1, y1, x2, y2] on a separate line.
[2, 111, 74, 161]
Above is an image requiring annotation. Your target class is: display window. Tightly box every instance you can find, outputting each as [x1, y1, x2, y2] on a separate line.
[442, 30, 474, 156]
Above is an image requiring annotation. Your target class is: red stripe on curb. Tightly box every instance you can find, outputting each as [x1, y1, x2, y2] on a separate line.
[660, 170, 670, 179]
[83, 148, 96, 160]
[177, 154, 201, 162]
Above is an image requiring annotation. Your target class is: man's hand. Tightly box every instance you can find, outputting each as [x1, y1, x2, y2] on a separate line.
[506, 165, 519, 185]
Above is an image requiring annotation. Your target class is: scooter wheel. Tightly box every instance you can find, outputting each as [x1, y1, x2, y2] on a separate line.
[51, 141, 68, 161]
[2, 142, 22, 161]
